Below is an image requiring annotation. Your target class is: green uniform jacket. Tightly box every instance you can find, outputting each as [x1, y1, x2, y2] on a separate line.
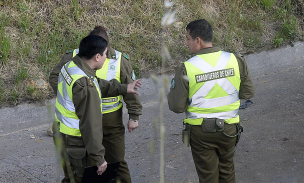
[68, 55, 128, 167]
[167, 47, 255, 113]
[49, 46, 142, 120]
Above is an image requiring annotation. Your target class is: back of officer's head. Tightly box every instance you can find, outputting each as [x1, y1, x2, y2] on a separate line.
[89, 26, 109, 43]
[78, 35, 108, 60]
[186, 19, 213, 43]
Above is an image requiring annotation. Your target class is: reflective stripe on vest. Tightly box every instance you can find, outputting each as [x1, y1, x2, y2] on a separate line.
[55, 61, 102, 136]
[96, 49, 122, 114]
[73, 48, 123, 114]
[184, 51, 241, 125]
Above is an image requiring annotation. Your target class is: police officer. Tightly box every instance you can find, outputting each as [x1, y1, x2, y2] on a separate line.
[54, 35, 141, 183]
[167, 19, 255, 183]
[49, 26, 142, 183]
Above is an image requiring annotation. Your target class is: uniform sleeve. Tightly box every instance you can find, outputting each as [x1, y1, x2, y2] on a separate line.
[98, 78, 128, 97]
[236, 55, 255, 99]
[72, 77, 105, 167]
[167, 64, 189, 113]
[120, 56, 142, 120]
[49, 53, 73, 94]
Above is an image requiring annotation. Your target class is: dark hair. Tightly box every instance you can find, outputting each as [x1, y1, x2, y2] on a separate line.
[78, 35, 108, 60]
[186, 19, 213, 43]
[89, 26, 109, 43]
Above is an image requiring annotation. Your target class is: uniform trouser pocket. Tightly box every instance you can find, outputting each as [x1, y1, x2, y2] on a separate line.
[65, 136, 87, 178]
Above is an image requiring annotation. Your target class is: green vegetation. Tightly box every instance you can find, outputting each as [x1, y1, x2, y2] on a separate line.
[0, 77, 3, 102]
[27, 85, 36, 95]
[14, 64, 28, 84]
[0, 0, 303, 107]
[260, 0, 276, 11]
[9, 87, 21, 106]
[0, 11, 11, 64]
[0, 32, 10, 64]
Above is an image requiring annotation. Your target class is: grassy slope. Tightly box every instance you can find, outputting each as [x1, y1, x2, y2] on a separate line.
[0, 0, 303, 107]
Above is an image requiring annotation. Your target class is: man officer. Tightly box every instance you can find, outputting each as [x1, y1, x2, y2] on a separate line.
[167, 19, 255, 183]
[54, 35, 141, 183]
[49, 26, 142, 183]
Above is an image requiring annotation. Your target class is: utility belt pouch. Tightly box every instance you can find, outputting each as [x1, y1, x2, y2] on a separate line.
[216, 118, 225, 132]
[182, 123, 191, 147]
[202, 118, 225, 132]
[202, 118, 217, 132]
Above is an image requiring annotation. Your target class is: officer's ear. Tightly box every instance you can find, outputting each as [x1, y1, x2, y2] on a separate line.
[195, 37, 200, 43]
[93, 53, 99, 62]
[196, 37, 203, 45]
[95, 53, 103, 62]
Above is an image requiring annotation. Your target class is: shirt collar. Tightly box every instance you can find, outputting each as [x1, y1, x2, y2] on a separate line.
[194, 47, 221, 56]
[106, 46, 116, 59]
[72, 55, 96, 78]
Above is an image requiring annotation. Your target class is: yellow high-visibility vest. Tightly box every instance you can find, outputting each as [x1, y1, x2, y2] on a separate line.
[55, 61, 102, 136]
[73, 49, 122, 114]
[184, 51, 241, 125]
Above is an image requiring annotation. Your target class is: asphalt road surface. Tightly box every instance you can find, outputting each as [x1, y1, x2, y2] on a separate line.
[0, 42, 303, 183]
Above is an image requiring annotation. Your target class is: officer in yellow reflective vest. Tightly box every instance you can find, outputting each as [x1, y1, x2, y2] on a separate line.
[167, 19, 255, 183]
[54, 35, 141, 183]
[49, 26, 142, 183]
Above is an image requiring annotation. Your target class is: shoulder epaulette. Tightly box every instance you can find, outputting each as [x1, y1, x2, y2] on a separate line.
[86, 77, 94, 87]
[123, 53, 129, 60]
[66, 50, 73, 54]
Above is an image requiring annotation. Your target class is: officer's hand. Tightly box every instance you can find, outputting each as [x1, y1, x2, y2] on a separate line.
[127, 79, 142, 95]
[97, 161, 107, 175]
[128, 120, 138, 132]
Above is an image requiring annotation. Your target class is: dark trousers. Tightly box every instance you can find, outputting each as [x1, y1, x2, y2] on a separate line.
[103, 108, 131, 183]
[53, 122, 94, 183]
[190, 123, 237, 183]
[53, 108, 131, 183]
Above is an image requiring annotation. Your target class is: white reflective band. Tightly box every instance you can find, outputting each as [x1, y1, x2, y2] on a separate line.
[187, 56, 213, 73]
[102, 101, 120, 111]
[190, 51, 230, 73]
[106, 50, 120, 81]
[63, 78, 75, 111]
[65, 61, 102, 97]
[75, 49, 79, 55]
[186, 108, 239, 120]
[191, 92, 239, 109]
[57, 64, 75, 112]
[55, 108, 80, 129]
[68, 66, 89, 76]
[216, 76, 238, 94]
[56, 90, 75, 112]
[189, 52, 239, 108]
[190, 52, 233, 97]
[58, 74, 64, 83]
